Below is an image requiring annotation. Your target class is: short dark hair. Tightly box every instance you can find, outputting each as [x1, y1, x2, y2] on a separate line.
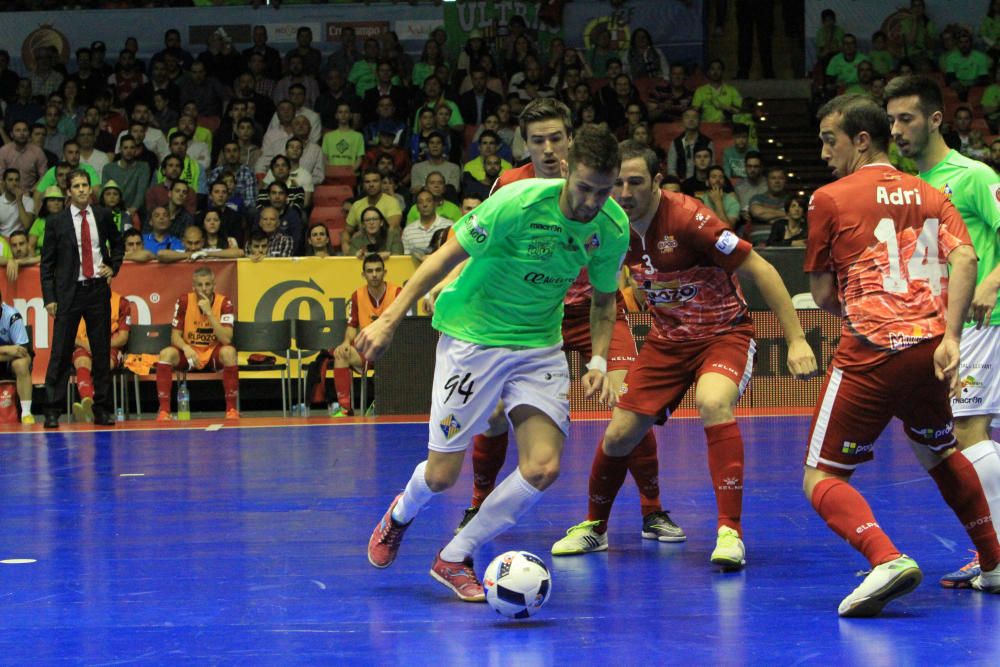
[249, 230, 268, 244]
[744, 150, 762, 163]
[732, 123, 750, 137]
[478, 129, 501, 143]
[519, 98, 573, 138]
[2, 168, 19, 179]
[363, 253, 385, 269]
[883, 74, 944, 117]
[766, 165, 786, 177]
[268, 181, 288, 195]
[816, 93, 891, 152]
[67, 168, 91, 186]
[8, 230, 27, 243]
[123, 228, 142, 242]
[568, 125, 621, 175]
[821, 9, 836, 21]
[618, 139, 660, 178]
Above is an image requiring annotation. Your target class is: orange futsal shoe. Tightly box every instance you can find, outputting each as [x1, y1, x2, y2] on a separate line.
[368, 494, 410, 568]
[225, 408, 240, 420]
[156, 410, 171, 422]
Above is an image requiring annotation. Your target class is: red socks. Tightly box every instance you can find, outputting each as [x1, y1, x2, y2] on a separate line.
[587, 439, 630, 533]
[627, 430, 662, 517]
[156, 362, 173, 412]
[76, 366, 93, 399]
[929, 453, 1000, 571]
[706, 421, 744, 536]
[470, 432, 510, 507]
[223, 366, 239, 411]
[811, 477, 901, 567]
[333, 367, 353, 415]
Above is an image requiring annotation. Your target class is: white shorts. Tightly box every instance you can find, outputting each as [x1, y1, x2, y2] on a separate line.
[952, 325, 1000, 419]
[427, 335, 570, 453]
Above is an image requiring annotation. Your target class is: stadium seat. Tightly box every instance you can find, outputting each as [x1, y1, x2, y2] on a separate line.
[652, 122, 683, 151]
[232, 320, 293, 418]
[313, 184, 353, 208]
[702, 122, 732, 144]
[310, 206, 347, 237]
[633, 77, 667, 103]
[324, 165, 357, 188]
[198, 115, 221, 134]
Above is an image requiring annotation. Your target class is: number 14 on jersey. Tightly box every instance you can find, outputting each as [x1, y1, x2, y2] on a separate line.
[873, 217, 945, 296]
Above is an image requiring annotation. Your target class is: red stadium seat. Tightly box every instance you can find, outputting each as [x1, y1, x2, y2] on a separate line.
[652, 122, 682, 151]
[313, 184, 354, 208]
[633, 77, 667, 103]
[324, 165, 357, 188]
[198, 115, 221, 134]
[310, 206, 347, 237]
[702, 122, 732, 144]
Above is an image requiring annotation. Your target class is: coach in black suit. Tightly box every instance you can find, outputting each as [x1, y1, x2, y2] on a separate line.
[40, 169, 124, 428]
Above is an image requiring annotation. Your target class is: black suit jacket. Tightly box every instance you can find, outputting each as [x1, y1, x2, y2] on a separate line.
[458, 89, 502, 127]
[362, 85, 412, 125]
[40, 205, 124, 307]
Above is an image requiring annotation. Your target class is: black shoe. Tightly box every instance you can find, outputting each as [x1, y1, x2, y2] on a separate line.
[43, 413, 59, 428]
[93, 410, 116, 426]
[453, 506, 479, 535]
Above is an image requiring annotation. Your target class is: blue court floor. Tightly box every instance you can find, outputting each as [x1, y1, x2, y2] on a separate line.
[0, 415, 998, 665]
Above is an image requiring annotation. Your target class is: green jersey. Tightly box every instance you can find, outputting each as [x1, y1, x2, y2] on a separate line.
[920, 149, 1000, 326]
[433, 179, 629, 348]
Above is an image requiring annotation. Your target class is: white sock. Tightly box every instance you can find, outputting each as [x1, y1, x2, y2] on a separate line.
[962, 441, 1000, 531]
[20, 400, 31, 415]
[440, 467, 543, 562]
[392, 461, 435, 524]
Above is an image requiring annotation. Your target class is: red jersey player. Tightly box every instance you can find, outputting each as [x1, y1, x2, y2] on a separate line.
[804, 94, 1000, 617]
[444, 99, 682, 543]
[551, 141, 817, 569]
[72, 290, 131, 423]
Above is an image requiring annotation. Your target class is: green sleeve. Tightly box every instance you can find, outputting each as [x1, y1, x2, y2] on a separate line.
[972, 166, 1000, 232]
[586, 211, 628, 293]
[453, 183, 518, 257]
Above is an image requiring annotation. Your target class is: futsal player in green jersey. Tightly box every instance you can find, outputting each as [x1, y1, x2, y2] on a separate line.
[886, 75, 1000, 592]
[362, 126, 630, 602]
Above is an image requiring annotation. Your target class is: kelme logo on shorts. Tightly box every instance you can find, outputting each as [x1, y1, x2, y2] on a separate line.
[439, 414, 462, 439]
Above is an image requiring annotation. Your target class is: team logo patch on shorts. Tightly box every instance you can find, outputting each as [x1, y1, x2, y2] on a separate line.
[439, 414, 462, 439]
[841, 441, 873, 456]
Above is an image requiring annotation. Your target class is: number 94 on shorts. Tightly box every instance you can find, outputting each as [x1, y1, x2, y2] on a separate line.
[427, 335, 571, 453]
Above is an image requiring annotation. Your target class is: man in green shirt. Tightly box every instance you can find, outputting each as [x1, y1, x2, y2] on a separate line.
[943, 31, 992, 99]
[887, 75, 1000, 592]
[364, 126, 629, 602]
[692, 59, 742, 124]
[825, 34, 869, 86]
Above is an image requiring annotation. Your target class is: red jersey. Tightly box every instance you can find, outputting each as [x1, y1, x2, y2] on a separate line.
[490, 162, 535, 195]
[626, 189, 752, 342]
[804, 164, 972, 369]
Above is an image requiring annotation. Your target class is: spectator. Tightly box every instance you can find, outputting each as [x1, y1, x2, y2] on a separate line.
[983, 65, 1000, 133]
[286, 26, 322, 77]
[122, 228, 154, 262]
[4, 80, 43, 129]
[158, 132, 203, 196]
[468, 113, 515, 163]
[165, 180, 195, 238]
[364, 97, 408, 148]
[898, 0, 937, 71]
[273, 91, 321, 148]
[256, 180, 305, 253]
[315, 68, 361, 132]
[599, 74, 642, 131]
[412, 39, 446, 90]
[461, 154, 504, 202]
[766, 194, 808, 247]
[699, 165, 740, 228]
[198, 29, 242, 87]
[722, 124, 755, 182]
[304, 223, 337, 258]
[409, 132, 461, 197]
[243, 25, 283, 82]
[845, 61, 878, 97]
[990, 137, 1000, 170]
[587, 26, 620, 78]
[1, 229, 40, 282]
[157, 224, 215, 263]
[273, 55, 320, 109]
[825, 34, 869, 87]
[0, 169, 34, 237]
[207, 142, 257, 211]
[459, 52, 506, 97]
[380, 172, 407, 212]
[458, 66, 503, 127]
[0, 50, 20, 105]
[965, 129, 991, 161]
[748, 166, 789, 243]
[98, 180, 139, 232]
[151, 29, 194, 71]
[120, 104, 169, 159]
[232, 118, 262, 172]
[0, 121, 47, 192]
[362, 60, 409, 126]
[869, 30, 895, 77]
[29, 46, 64, 100]
[462, 130, 511, 181]
[102, 134, 149, 218]
[681, 147, 713, 197]
[693, 59, 743, 123]
[345, 169, 403, 251]
[402, 189, 453, 261]
[361, 132, 411, 185]
[406, 172, 462, 223]
[815, 8, 845, 65]
[0, 287, 34, 424]
[127, 59, 179, 112]
[412, 76, 464, 132]
[509, 57, 558, 102]
[735, 151, 766, 220]
[245, 230, 270, 261]
[322, 103, 366, 171]
[944, 30, 992, 101]
[627, 27, 669, 78]
[108, 49, 145, 104]
[348, 38, 381, 98]
[666, 108, 715, 179]
[460, 195, 483, 215]
[142, 206, 183, 253]
[39, 104, 69, 156]
[409, 107, 438, 164]
[198, 179, 247, 245]
[230, 71, 275, 130]
[258, 100, 295, 170]
[263, 150, 312, 211]
[984, 0, 1000, 59]
[348, 206, 403, 260]
[735, 0, 775, 78]
[173, 117, 210, 172]
[28, 185, 66, 256]
[154, 267, 239, 421]
[250, 206, 294, 258]
[247, 52, 275, 101]
[200, 210, 243, 258]
[330, 253, 402, 416]
[177, 60, 227, 118]
[326, 26, 360, 77]
[948, 106, 975, 152]
[76, 123, 108, 176]
[34, 141, 100, 211]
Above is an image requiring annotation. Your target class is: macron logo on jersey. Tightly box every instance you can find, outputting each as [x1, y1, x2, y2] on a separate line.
[715, 230, 739, 255]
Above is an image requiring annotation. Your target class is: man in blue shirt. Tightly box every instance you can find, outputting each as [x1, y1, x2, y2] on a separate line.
[0, 295, 33, 423]
[142, 206, 184, 253]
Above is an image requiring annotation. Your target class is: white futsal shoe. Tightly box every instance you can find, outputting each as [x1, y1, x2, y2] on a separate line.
[838, 555, 922, 617]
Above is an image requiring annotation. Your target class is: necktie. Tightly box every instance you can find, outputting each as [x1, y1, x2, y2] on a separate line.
[80, 208, 95, 279]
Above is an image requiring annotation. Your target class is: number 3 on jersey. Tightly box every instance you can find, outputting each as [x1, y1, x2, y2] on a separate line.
[873, 218, 944, 296]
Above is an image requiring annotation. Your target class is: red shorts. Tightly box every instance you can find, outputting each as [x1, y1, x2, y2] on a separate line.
[72, 346, 124, 369]
[804, 338, 956, 475]
[562, 316, 637, 372]
[169, 345, 226, 372]
[616, 327, 756, 421]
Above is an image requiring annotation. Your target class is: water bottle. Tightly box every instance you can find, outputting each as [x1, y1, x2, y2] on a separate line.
[115, 406, 125, 422]
[177, 382, 190, 421]
[328, 402, 340, 417]
[291, 403, 300, 417]
[301, 402, 309, 418]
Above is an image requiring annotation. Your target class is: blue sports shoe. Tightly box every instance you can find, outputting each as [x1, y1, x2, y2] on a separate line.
[940, 551, 980, 589]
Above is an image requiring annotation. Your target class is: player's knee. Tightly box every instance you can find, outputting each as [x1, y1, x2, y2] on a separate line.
[11, 357, 29, 375]
[520, 459, 560, 490]
[696, 396, 732, 424]
[333, 353, 349, 368]
[219, 346, 237, 365]
[423, 464, 459, 492]
[603, 422, 639, 456]
[159, 347, 178, 363]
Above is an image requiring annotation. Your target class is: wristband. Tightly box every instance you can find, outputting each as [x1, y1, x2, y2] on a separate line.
[586, 355, 607, 374]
